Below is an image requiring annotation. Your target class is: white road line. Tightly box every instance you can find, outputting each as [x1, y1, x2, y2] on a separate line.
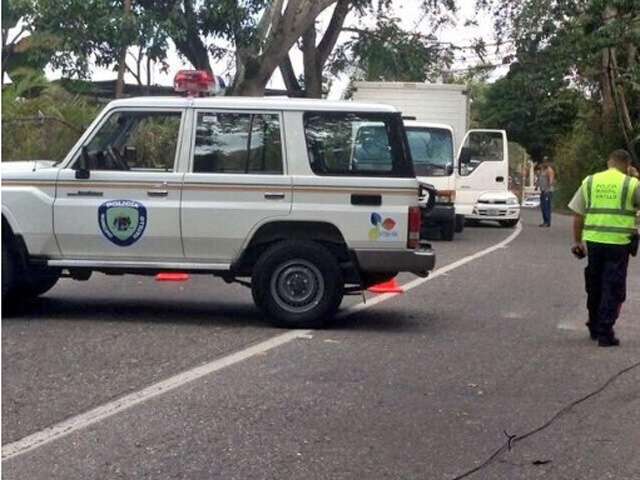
[339, 221, 523, 314]
[2, 222, 523, 461]
[2, 330, 312, 461]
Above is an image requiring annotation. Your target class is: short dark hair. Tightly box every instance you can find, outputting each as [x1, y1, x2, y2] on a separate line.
[609, 149, 631, 164]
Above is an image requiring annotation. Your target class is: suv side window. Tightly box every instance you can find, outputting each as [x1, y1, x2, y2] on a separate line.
[303, 112, 413, 177]
[193, 112, 283, 174]
[82, 111, 182, 171]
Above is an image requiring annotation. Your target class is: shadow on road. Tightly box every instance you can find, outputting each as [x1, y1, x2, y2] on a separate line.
[3, 296, 270, 329]
[333, 307, 434, 333]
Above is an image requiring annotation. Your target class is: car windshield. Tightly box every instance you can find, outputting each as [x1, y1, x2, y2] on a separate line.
[406, 127, 454, 176]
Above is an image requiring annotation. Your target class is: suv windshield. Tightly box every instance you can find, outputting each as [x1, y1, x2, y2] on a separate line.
[406, 127, 454, 177]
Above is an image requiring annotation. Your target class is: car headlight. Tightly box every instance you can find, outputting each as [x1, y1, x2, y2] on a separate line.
[507, 198, 519, 205]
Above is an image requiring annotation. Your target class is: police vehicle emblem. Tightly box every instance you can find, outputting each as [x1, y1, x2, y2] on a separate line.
[98, 200, 147, 247]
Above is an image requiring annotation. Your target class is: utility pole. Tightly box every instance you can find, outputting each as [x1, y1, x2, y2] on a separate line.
[115, 0, 132, 99]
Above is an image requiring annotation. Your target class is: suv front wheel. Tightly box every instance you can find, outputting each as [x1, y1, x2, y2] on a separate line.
[252, 241, 344, 329]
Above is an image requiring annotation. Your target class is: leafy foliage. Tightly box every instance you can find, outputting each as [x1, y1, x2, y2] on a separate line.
[330, 2, 457, 83]
[2, 70, 100, 160]
[330, 15, 454, 82]
[475, 62, 583, 161]
[474, 0, 640, 200]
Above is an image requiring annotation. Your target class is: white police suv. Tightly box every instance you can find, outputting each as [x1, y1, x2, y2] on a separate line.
[2, 70, 436, 328]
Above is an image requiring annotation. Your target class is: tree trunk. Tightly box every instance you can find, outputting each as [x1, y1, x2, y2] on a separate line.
[600, 4, 618, 139]
[230, 0, 339, 96]
[279, 54, 303, 95]
[115, 0, 132, 98]
[302, 26, 323, 98]
[173, 0, 212, 73]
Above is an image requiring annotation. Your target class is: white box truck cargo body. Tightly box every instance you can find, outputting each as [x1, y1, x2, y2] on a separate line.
[352, 81, 511, 236]
[352, 82, 470, 151]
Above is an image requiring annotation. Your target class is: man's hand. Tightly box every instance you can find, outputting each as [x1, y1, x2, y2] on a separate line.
[571, 243, 586, 259]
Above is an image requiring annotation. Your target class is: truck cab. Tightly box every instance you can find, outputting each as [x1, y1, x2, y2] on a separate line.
[352, 81, 515, 238]
[404, 121, 457, 240]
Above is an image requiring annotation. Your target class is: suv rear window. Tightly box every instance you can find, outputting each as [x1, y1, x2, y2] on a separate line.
[303, 112, 413, 177]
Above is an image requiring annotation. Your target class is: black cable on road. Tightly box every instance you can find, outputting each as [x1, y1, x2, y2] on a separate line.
[447, 360, 640, 480]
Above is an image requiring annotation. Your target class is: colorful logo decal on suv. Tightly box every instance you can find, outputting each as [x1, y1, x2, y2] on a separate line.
[98, 200, 147, 247]
[369, 212, 399, 241]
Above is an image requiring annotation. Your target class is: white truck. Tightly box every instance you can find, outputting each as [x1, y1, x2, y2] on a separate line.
[352, 82, 516, 237]
[1, 70, 437, 328]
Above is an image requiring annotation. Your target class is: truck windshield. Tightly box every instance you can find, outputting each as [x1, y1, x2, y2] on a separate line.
[405, 127, 454, 177]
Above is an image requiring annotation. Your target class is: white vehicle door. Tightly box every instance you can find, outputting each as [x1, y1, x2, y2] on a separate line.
[181, 110, 292, 264]
[455, 129, 508, 216]
[53, 109, 185, 260]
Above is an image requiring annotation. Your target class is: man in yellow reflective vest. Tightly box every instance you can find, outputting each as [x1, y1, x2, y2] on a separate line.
[569, 149, 640, 346]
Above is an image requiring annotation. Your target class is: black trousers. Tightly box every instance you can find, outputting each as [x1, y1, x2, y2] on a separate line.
[585, 241, 630, 336]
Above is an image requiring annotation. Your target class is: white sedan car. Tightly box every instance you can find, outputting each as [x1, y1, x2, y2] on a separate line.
[522, 193, 541, 208]
[467, 191, 520, 228]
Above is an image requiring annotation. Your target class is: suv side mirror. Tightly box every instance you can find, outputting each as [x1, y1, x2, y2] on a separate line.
[75, 146, 91, 179]
[459, 147, 472, 165]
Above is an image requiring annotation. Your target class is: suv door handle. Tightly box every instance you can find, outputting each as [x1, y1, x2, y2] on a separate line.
[496, 176, 505, 182]
[351, 194, 381, 206]
[264, 192, 286, 200]
[67, 190, 103, 197]
[147, 189, 169, 197]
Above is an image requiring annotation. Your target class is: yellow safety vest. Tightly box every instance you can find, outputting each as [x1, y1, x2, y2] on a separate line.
[582, 168, 638, 245]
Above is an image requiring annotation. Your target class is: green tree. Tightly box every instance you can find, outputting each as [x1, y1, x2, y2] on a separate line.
[328, 1, 457, 84]
[481, 0, 640, 154]
[475, 62, 583, 161]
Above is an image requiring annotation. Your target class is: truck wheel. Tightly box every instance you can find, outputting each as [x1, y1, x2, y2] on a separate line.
[441, 220, 455, 241]
[455, 215, 465, 233]
[499, 219, 519, 228]
[252, 241, 344, 329]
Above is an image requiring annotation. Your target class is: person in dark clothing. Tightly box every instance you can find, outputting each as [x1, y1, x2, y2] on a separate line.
[569, 149, 640, 346]
[536, 158, 555, 227]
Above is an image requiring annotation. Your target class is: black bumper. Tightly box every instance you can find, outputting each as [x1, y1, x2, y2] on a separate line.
[422, 204, 455, 228]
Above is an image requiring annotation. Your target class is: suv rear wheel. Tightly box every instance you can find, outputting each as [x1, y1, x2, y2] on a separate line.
[2, 241, 18, 307]
[252, 241, 344, 328]
[21, 270, 60, 298]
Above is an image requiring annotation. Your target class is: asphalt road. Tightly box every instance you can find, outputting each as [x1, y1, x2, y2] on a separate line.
[3, 209, 640, 480]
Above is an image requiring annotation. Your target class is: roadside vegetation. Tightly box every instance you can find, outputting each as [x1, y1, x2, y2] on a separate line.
[2, 70, 100, 160]
[2, 0, 638, 199]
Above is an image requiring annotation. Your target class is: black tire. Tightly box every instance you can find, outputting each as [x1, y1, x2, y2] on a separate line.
[252, 240, 344, 328]
[2, 241, 18, 307]
[441, 220, 455, 241]
[21, 270, 60, 298]
[499, 219, 519, 228]
[455, 215, 465, 233]
[361, 271, 398, 289]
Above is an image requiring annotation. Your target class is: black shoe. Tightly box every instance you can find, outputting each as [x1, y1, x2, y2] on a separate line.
[597, 335, 620, 347]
